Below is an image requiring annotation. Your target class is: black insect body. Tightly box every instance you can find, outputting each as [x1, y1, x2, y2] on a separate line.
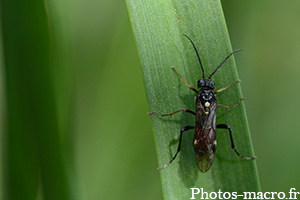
[148, 34, 256, 173]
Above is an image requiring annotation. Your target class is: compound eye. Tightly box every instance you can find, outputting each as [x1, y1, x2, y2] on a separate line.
[209, 81, 215, 89]
[197, 79, 205, 88]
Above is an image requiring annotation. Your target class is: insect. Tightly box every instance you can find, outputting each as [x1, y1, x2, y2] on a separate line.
[148, 34, 256, 173]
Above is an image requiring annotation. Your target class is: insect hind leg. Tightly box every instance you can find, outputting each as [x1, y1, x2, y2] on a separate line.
[217, 124, 256, 160]
[158, 126, 194, 170]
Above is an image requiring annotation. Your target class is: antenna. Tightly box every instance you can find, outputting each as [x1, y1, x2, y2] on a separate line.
[208, 49, 244, 79]
[183, 34, 205, 79]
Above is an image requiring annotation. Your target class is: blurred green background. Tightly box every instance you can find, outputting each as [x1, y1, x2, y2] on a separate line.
[1, 0, 300, 199]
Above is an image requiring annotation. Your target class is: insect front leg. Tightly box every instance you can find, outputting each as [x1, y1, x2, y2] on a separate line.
[214, 80, 241, 94]
[171, 67, 198, 93]
[215, 80, 244, 109]
[148, 108, 195, 117]
[158, 126, 194, 170]
[217, 124, 256, 160]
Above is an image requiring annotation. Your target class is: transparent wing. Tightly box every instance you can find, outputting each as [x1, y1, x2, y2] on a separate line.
[195, 150, 215, 173]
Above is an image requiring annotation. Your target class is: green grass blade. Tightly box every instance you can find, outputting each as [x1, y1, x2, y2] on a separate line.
[126, 0, 260, 199]
[1, 1, 72, 199]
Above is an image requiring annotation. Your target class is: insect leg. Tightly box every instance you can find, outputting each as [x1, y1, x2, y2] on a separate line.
[158, 126, 195, 170]
[214, 80, 241, 94]
[171, 67, 198, 93]
[217, 98, 244, 109]
[148, 108, 195, 116]
[216, 124, 256, 160]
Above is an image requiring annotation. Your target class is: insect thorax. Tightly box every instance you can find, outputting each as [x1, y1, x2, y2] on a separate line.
[196, 86, 217, 117]
[196, 88, 217, 105]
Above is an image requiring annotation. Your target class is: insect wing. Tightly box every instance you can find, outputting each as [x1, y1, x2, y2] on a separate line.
[194, 127, 216, 172]
[194, 146, 215, 172]
[193, 97, 217, 172]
